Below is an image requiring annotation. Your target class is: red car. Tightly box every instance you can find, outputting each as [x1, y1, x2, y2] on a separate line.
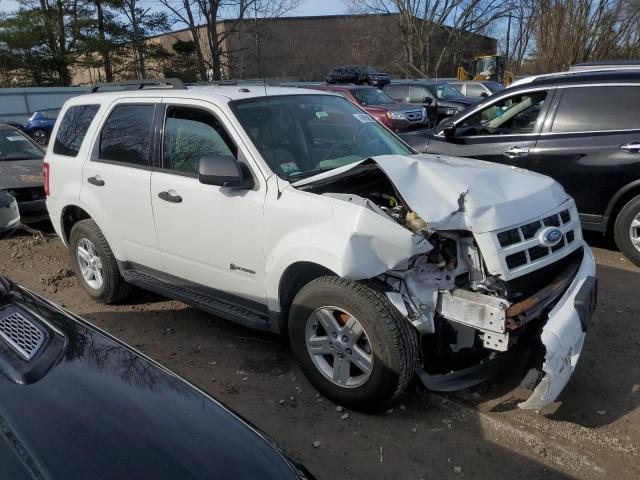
[309, 85, 429, 133]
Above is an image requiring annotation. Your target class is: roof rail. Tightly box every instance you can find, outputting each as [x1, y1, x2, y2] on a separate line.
[90, 78, 186, 93]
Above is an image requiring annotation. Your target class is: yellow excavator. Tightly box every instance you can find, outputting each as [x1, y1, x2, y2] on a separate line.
[457, 55, 514, 86]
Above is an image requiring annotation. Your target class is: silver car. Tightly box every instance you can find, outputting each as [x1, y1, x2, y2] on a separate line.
[0, 123, 47, 223]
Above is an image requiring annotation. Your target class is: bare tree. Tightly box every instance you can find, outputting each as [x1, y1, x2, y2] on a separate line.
[159, 0, 208, 80]
[533, 0, 640, 72]
[348, 0, 510, 77]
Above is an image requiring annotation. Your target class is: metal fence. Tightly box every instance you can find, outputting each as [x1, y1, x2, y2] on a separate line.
[0, 87, 88, 124]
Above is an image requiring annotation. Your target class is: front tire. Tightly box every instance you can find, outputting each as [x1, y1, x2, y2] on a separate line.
[289, 277, 418, 411]
[69, 219, 132, 303]
[614, 194, 640, 267]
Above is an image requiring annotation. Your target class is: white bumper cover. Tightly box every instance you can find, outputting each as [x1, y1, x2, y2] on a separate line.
[519, 244, 596, 409]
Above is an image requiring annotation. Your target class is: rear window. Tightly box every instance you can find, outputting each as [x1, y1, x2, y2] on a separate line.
[53, 105, 100, 157]
[0, 128, 43, 161]
[552, 86, 640, 132]
[99, 104, 155, 166]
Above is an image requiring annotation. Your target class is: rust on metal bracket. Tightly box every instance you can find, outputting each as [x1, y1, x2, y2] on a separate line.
[506, 255, 581, 320]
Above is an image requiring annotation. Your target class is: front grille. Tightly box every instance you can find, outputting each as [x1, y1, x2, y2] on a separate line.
[497, 229, 521, 247]
[506, 251, 527, 269]
[406, 110, 424, 122]
[487, 205, 582, 277]
[528, 245, 549, 261]
[0, 311, 45, 360]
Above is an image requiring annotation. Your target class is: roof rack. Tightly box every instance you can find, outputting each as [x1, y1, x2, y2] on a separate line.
[90, 78, 186, 93]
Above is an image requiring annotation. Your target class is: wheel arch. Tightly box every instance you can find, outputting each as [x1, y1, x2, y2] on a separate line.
[604, 180, 640, 233]
[61, 204, 93, 244]
[277, 261, 337, 326]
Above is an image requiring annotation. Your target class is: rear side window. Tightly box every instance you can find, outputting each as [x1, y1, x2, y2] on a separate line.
[552, 86, 640, 132]
[385, 85, 409, 102]
[99, 104, 155, 166]
[53, 105, 100, 157]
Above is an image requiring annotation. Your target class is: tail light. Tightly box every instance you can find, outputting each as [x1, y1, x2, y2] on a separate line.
[43, 162, 50, 196]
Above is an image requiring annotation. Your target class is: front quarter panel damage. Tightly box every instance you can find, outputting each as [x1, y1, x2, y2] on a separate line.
[518, 246, 596, 409]
[263, 178, 431, 312]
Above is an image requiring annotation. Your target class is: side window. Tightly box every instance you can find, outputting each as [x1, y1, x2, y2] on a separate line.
[385, 85, 409, 102]
[163, 106, 237, 175]
[458, 90, 548, 136]
[99, 104, 154, 166]
[552, 86, 640, 133]
[53, 105, 100, 157]
[466, 83, 487, 98]
[409, 86, 430, 103]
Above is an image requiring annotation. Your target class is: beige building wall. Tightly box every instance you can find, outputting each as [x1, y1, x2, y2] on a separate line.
[72, 14, 497, 85]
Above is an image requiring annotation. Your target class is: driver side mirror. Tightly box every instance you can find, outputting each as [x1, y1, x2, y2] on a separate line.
[423, 97, 433, 105]
[198, 155, 255, 189]
[442, 125, 457, 139]
[480, 92, 489, 98]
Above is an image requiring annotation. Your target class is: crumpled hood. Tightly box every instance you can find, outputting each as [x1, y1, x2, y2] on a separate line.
[293, 154, 569, 233]
[0, 160, 44, 190]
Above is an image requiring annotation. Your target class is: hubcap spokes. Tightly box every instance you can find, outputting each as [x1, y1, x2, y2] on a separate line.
[305, 307, 373, 388]
[77, 238, 104, 290]
[630, 215, 640, 253]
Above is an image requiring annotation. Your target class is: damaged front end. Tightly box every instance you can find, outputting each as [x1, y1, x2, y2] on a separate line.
[294, 155, 597, 409]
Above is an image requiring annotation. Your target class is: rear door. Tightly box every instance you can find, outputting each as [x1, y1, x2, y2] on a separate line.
[531, 84, 640, 225]
[427, 87, 554, 167]
[80, 99, 163, 270]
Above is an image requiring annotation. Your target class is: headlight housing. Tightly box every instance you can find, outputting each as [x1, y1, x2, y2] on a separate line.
[442, 108, 460, 116]
[386, 111, 407, 120]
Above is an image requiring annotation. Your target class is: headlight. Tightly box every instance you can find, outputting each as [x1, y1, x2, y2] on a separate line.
[442, 108, 459, 116]
[421, 107, 427, 117]
[386, 111, 407, 120]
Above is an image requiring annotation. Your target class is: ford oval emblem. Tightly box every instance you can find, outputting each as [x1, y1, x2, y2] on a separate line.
[539, 227, 563, 247]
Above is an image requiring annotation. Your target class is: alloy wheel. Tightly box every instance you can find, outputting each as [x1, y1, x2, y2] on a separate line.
[630, 212, 640, 253]
[76, 238, 104, 290]
[305, 306, 374, 388]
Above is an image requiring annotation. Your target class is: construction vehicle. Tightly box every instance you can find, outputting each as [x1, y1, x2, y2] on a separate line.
[457, 55, 514, 86]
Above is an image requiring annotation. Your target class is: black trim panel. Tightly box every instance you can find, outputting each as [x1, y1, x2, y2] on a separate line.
[117, 261, 275, 332]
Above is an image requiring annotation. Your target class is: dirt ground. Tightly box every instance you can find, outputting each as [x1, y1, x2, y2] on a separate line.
[1, 226, 638, 480]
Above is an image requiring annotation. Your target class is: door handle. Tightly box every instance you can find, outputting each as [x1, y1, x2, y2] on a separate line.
[158, 191, 182, 204]
[87, 176, 105, 187]
[620, 142, 640, 153]
[502, 146, 530, 158]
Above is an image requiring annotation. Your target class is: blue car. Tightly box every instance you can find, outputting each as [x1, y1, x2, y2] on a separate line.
[25, 108, 60, 145]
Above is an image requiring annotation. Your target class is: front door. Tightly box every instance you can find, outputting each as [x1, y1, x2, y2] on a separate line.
[150, 99, 267, 304]
[427, 88, 554, 168]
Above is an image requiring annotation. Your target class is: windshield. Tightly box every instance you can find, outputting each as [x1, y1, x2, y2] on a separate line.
[231, 94, 413, 180]
[351, 88, 394, 106]
[432, 83, 466, 100]
[0, 128, 43, 161]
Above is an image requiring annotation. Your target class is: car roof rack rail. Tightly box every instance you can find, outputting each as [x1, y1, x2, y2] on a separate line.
[90, 78, 186, 93]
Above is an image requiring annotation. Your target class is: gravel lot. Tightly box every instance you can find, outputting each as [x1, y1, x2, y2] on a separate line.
[1, 227, 638, 479]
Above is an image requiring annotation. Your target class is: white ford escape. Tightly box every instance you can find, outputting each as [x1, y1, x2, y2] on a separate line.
[45, 79, 597, 410]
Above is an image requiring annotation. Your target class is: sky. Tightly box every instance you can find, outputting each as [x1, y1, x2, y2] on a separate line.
[0, 0, 349, 16]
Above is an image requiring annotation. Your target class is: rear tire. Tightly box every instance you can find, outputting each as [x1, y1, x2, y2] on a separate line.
[69, 219, 132, 303]
[288, 276, 418, 411]
[614, 194, 640, 267]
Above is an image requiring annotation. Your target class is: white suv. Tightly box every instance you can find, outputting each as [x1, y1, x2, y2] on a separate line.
[45, 79, 597, 410]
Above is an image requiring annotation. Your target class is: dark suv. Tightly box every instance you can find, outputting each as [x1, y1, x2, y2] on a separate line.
[384, 80, 479, 124]
[400, 70, 640, 266]
[325, 65, 390, 88]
